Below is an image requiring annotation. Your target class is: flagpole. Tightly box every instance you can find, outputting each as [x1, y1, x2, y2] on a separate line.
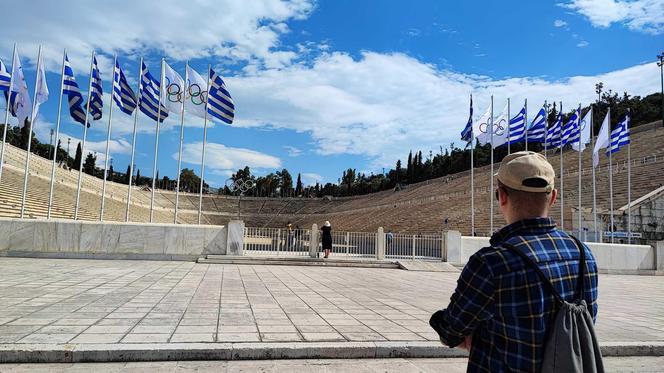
[174, 61, 188, 224]
[126, 57, 142, 222]
[73, 50, 96, 220]
[198, 64, 211, 225]
[608, 107, 614, 243]
[149, 58, 165, 223]
[100, 54, 117, 221]
[591, 105, 598, 241]
[544, 100, 548, 159]
[19, 45, 43, 218]
[559, 101, 564, 231]
[47, 49, 67, 219]
[524, 98, 528, 151]
[490, 95, 494, 234]
[0, 43, 17, 187]
[577, 104, 582, 239]
[507, 98, 511, 155]
[627, 108, 631, 244]
[470, 95, 475, 237]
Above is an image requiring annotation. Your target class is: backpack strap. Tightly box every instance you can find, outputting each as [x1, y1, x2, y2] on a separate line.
[569, 235, 587, 302]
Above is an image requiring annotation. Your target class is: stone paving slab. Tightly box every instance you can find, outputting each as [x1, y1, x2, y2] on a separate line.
[0, 257, 662, 352]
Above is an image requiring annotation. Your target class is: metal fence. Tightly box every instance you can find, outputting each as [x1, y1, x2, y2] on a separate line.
[328, 231, 376, 258]
[243, 227, 445, 260]
[385, 233, 443, 260]
[243, 227, 311, 256]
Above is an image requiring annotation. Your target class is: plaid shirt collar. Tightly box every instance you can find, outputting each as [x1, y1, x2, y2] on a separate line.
[489, 217, 557, 246]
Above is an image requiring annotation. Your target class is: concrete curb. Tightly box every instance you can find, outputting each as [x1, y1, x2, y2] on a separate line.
[0, 341, 662, 363]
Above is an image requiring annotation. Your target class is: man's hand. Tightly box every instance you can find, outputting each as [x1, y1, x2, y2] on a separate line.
[457, 335, 472, 351]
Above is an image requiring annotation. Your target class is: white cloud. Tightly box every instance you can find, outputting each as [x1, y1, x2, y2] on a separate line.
[177, 142, 282, 174]
[0, 0, 315, 72]
[577, 40, 590, 47]
[301, 172, 323, 185]
[284, 145, 303, 157]
[554, 19, 568, 27]
[227, 51, 660, 169]
[560, 0, 664, 34]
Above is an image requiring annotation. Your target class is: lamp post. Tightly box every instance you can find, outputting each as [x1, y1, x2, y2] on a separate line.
[657, 53, 664, 127]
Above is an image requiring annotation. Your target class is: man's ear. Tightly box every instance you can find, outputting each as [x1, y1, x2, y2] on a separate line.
[548, 189, 558, 207]
[498, 187, 509, 207]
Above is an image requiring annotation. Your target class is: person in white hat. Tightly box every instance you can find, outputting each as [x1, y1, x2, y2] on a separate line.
[429, 151, 599, 372]
[321, 221, 332, 258]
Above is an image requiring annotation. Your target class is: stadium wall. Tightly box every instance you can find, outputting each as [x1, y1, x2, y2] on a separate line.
[0, 218, 235, 261]
[446, 232, 662, 274]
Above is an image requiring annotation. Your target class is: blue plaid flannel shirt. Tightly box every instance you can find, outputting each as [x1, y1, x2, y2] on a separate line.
[430, 217, 599, 372]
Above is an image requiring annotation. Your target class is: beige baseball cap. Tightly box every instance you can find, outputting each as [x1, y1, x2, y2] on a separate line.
[496, 151, 555, 193]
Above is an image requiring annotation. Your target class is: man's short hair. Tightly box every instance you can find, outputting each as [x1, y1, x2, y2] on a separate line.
[497, 180, 551, 214]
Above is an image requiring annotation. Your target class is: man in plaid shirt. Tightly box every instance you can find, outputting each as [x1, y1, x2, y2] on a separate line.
[430, 151, 599, 372]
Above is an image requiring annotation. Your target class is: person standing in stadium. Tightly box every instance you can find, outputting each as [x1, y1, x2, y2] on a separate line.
[429, 151, 599, 372]
[321, 221, 332, 258]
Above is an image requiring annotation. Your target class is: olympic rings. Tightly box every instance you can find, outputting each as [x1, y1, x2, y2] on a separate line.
[226, 178, 255, 193]
[478, 119, 506, 136]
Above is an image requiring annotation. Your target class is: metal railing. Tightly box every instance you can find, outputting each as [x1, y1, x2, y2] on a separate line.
[385, 233, 443, 260]
[328, 231, 376, 258]
[243, 227, 310, 256]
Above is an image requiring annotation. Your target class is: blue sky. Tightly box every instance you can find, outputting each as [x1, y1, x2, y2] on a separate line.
[1, 0, 662, 187]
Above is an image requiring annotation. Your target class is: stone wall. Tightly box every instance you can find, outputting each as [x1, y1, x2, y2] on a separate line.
[0, 218, 228, 261]
[446, 232, 661, 274]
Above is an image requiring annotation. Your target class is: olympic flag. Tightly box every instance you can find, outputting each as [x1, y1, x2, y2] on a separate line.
[162, 62, 184, 113]
[185, 65, 208, 119]
[9, 50, 31, 127]
[472, 102, 492, 145]
[491, 103, 509, 148]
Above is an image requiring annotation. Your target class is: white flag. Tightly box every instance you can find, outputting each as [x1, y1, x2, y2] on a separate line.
[572, 107, 591, 152]
[592, 111, 610, 167]
[185, 65, 208, 119]
[10, 51, 31, 127]
[31, 55, 49, 122]
[472, 102, 492, 145]
[162, 62, 184, 113]
[491, 103, 509, 148]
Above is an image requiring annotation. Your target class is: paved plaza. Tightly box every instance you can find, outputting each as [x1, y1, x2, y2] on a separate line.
[0, 257, 663, 346]
[2, 357, 664, 372]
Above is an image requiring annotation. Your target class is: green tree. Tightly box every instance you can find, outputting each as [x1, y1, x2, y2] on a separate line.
[295, 173, 303, 196]
[83, 152, 96, 175]
[277, 169, 293, 197]
[107, 164, 114, 181]
[73, 143, 82, 170]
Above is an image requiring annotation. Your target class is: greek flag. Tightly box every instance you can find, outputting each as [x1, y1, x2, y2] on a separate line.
[526, 106, 547, 142]
[546, 112, 562, 148]
[112, 59, 136, 115]
[206, 68, 234, 124]
[139, 62, 168, 123]
[63, 54, 87, 125]
[561, 107, 580, 145]
[460, 95, 473, 142]
[0, 59, 9, 94]
[87, 55, 103, 120]
[507, 106, 526, 144]
[607, 112, 630, 154]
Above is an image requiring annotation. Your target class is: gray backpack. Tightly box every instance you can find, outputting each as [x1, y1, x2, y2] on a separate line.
[503, 237, 604, 373]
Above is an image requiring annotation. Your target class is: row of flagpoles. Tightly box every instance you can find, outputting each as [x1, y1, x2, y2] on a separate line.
[460, 94, 632, 243]
[0, 44, 235, 224]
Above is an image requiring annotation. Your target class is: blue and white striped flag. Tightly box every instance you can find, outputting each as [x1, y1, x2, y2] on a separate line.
[206, 68, 234, 124]
[63, 54, 87, 125]
[87, 55, 103, 120]
[561, 107, 580, 146]
[139, 62, 168, 122]
[526, 106, 547, 142]
[112, 59, 136, 115]
[546, 112, 562, 148]
[460, 95, 473, 142]
[507, 106, 526, 144]
[607, 112, 630, 154]
[0, 59, 10, 94]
